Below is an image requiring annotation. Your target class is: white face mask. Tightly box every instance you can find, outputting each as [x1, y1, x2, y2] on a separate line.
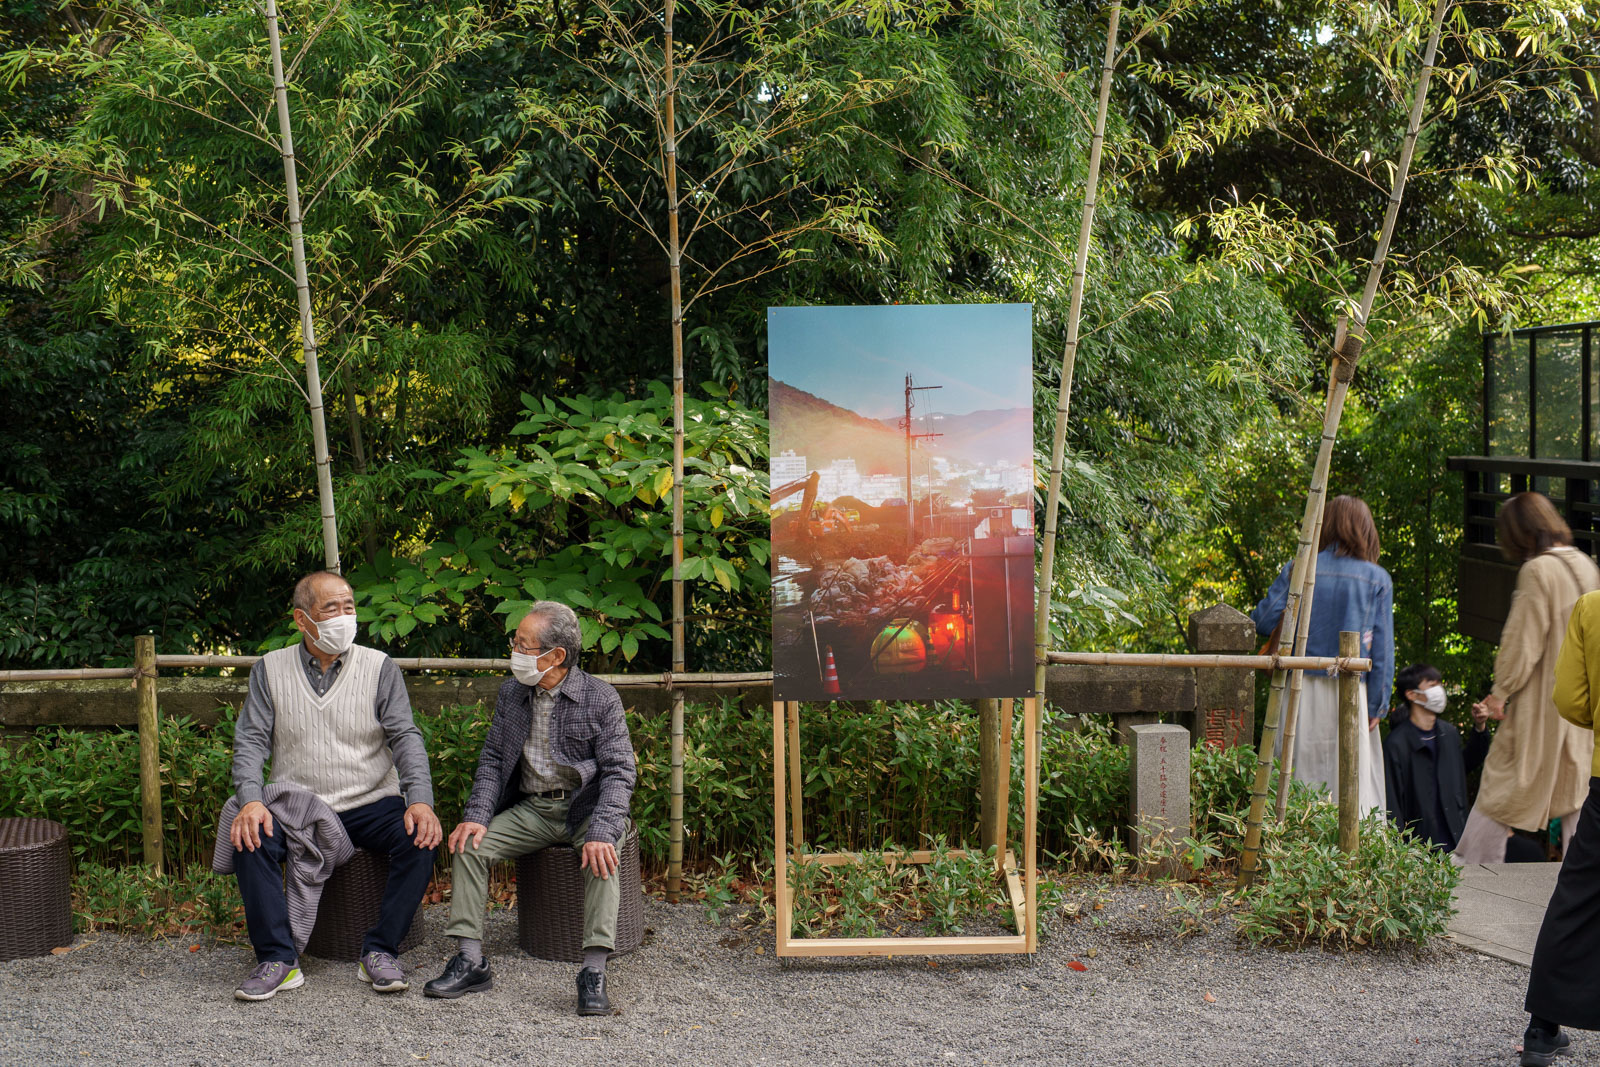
[511, 649, 555, 688]
[1414, 685, 1447, 715]
[305, 611, 358, 657]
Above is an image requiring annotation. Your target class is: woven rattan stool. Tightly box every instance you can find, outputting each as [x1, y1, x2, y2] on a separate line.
[303, 848, 424, 961]
[516, 822, 644, 962]
[0, 818, 73, 961]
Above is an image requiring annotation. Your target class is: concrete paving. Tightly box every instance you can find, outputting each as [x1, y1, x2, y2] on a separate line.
[1447, 862, 1562, 966]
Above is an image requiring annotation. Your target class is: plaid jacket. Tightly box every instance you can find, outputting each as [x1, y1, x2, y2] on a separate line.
[461, 667, 636, 846]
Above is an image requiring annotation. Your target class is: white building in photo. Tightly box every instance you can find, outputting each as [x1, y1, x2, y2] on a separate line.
[771, 449, 808, 487]
[817, 458, 861, 500]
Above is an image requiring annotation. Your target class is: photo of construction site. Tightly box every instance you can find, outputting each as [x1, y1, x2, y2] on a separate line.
[768, 303, 1035, 702]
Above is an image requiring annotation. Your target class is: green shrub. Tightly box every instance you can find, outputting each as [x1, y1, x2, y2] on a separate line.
[73, 861, 243, 939]
[1231, 800, 1459, 947]
[1, 700, 1262, 875]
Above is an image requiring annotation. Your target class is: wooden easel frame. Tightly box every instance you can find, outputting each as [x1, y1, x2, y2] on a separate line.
[772, 697, 1040, 957]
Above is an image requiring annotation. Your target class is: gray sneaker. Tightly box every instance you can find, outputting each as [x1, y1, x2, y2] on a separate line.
[234, 960, 304, 1001]
[358, 950, 409, 993]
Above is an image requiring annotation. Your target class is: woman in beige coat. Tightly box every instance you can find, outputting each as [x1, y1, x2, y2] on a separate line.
[1456, 492, 1600, 864]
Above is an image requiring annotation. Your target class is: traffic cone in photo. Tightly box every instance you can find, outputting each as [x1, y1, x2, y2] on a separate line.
[822, 646, 841, 695]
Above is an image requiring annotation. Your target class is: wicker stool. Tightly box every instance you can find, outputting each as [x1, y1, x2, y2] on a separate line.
[0, 818, 73, 962]
[303, 848, 425, 961]
[517, 823, 644, 962]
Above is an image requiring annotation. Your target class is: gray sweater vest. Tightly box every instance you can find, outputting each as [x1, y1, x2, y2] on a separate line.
[262, 644, 400, 812]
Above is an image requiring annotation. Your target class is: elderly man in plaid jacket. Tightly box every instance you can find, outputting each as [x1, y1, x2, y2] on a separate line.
[423, 601, 636, 1015]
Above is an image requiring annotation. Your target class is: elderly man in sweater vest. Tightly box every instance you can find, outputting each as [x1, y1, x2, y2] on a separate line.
[228, 571, 442, 1001]
[423, 600, 636, 1015]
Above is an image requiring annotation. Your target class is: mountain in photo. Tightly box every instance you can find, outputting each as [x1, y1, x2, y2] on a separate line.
[769, 378, 910, 474]
[882, 407, 1033, 467]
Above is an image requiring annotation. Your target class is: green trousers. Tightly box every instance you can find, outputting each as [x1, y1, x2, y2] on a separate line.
[443, 795, 618, 950]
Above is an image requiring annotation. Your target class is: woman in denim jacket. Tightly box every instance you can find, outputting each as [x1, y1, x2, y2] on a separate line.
[1251, 495, 1393, 815]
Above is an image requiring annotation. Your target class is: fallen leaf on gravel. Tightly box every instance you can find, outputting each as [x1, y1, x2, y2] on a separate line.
[754, 946, 765, 955]
[50, 944, 82, 955]
[189, 945, 199, 953]
[1093, 903, 1105, 911]
[1067, 961, 1087, 972]
[1203, 992, 1216, 1003]
[1086, 948, 1098, 959]
[928, 961, 939, 968]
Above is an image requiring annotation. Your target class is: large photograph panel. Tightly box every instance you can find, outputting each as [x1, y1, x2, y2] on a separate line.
[769, 304, 1035, 702]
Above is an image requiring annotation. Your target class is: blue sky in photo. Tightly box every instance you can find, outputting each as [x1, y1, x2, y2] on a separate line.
[767, 303, 1032, 418]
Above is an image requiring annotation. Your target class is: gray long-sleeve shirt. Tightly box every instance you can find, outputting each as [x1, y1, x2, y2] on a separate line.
[231, 641, 434, 809]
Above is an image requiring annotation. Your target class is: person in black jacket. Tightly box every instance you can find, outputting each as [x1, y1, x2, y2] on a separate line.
[1384, 663, 1490, 852]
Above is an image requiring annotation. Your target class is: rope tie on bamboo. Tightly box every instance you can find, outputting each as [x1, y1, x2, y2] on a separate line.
[661, 670, 675, 691]
[129, 664, 158, 689]
[1326, 655, 1359, 677]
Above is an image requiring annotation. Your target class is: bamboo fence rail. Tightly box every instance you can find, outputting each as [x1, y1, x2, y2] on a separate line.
[1046, 651, 1370, 672]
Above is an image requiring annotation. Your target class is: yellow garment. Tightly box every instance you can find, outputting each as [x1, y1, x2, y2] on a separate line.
[1552, 587, 1600, 779]
[1478, 546, 1599, 830]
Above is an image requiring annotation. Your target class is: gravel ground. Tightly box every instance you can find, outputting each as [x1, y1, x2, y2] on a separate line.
[0, 885, 1585, 1066]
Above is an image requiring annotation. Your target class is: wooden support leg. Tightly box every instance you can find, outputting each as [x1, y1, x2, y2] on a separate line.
[787, 701, 804, 851]
[774, 702, 790, 955]
[1024, 696, 1038, 954]
[979, 699, 999, 853]
[997, 697, 1015, 860]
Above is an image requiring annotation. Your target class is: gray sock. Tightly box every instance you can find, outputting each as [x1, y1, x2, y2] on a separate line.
[582, 947, 608, 973]
[457, 937, 483, 965]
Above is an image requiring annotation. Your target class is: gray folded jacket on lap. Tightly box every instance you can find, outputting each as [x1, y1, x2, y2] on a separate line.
[212, 782, 356, 953]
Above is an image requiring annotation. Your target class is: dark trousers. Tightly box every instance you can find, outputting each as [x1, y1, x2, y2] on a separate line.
[1527, 776, 1600, 1029]
[234, 794, 436, 964]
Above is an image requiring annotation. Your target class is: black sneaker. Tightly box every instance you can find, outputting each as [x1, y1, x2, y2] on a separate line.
[576, 967, 611, 1016]
[422, 953, 493, 999]
[1522, 1026, 1572, 1067]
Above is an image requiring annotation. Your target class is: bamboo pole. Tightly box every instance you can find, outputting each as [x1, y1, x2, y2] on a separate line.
[1337, 630, 1360, 853]
[1047, 651, 1369, 672]
[149, 655, 773, 684]
[1237, 0, 1451, 887]
[1034, 1, 1122, 700]
[1275, 353, 1340, 818]
[134, 635, 164, 875]
[265, 0, 340, 572]
[0, 668, 138, 682]
[663, 0, 686, 903]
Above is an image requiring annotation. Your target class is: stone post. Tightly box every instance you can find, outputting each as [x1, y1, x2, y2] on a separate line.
[1130, 723, 1191, 874]
[1187, 604, 1256, 749]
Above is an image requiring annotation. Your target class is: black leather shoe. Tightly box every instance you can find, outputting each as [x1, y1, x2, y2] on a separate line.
[423, 953, 493, 999]
[576, 967, 611, 1016]
[1522, 1026, 1571, 1066]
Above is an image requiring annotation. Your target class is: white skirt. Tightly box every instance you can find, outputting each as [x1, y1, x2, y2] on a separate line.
[1274, 674, 1385, 817]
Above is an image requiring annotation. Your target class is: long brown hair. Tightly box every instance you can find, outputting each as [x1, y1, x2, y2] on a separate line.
[1496, 491, 1572, 562]
[1318, 495, 1380, 563]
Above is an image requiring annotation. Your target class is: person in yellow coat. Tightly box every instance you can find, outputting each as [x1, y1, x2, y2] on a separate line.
[1520, 586, 1600, 1064]
[1456, 493, 1599, 864]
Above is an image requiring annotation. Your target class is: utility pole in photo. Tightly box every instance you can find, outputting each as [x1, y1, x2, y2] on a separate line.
[903, 374, 942, 552]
